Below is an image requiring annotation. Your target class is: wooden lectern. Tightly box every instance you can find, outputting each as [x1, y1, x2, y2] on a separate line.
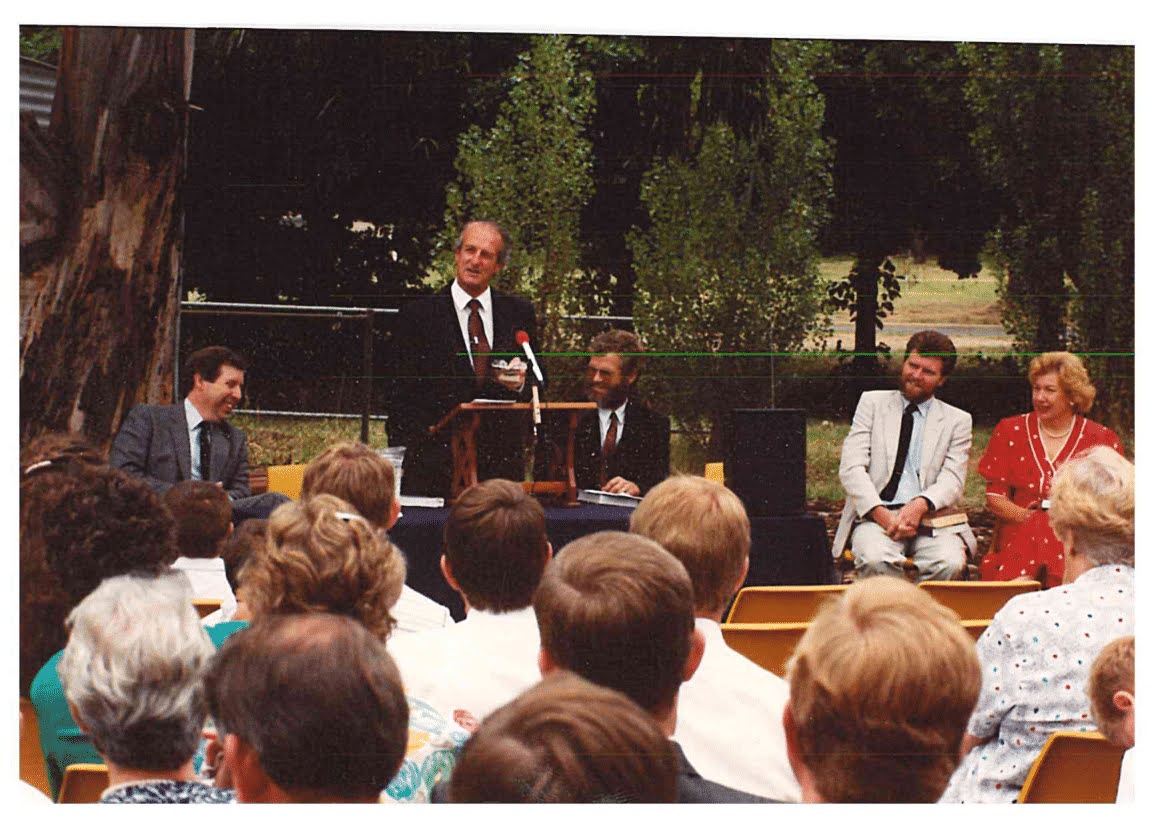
[431, 401, 597, 503]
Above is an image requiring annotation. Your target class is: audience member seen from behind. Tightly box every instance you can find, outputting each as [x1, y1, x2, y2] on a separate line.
[978, 351, 1125, 587]
[389, 478, 550, 721]
[28, 463, 180, 799]
[19, 432, 105, 697]
[300, 440, 452, 632]
[164, 481, 237, 616]
[783, 576, 980, 803]
[533, 531, 771, 803]
[226, 494, 470, 801]
[205, 613, 409, 803]
[448, 671, 678, 803]
[943, 446, 1135, 803]
[630, 474, 799, 801]
[58, 573, 232, 803]
[1090, 635, 1135, 802]
[200, 518, 266, 625]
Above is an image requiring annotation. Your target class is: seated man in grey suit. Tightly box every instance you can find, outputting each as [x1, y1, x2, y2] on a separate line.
[110, 346, 289, 522]
[832, 330, 975, 581]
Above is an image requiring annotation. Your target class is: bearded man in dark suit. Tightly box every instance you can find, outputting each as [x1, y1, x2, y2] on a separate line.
[385, 221, 540, 498]
[569, 328, 670, 497]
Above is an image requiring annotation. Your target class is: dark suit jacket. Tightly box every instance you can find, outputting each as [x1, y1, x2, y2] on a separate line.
[109, 403, 251, 500]
[673, 741, 776, 803]
[572, 396, 670, 493]
[385, 285, 540, 497]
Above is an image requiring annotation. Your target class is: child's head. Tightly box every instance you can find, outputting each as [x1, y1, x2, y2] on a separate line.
[1089, 635, 1135, 749]
[222, 519, 267, 593]
[163, 481, 233, 559]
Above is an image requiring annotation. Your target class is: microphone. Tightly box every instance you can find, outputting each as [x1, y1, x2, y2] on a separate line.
[514, 330, 545, 387]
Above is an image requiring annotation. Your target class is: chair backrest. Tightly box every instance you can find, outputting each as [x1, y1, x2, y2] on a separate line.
[1017, 731, 1126, 803]
[57, 763, 110, 803]
[961, 618, 991, 641]
[19, 697, 53, 799]
[192, 598, 224, 619]
[703, 462, 724, 485]
[721, 622, 809, 678]
[726, 585, 846, 624]
[918, 580, 1042, 620]
[265, 463, 307, 500]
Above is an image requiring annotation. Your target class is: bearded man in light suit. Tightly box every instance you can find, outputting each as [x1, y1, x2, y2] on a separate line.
[832, 330, 974, 581]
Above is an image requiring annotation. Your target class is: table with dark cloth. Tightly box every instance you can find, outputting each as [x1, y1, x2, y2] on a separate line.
[390, 504, 832, 622]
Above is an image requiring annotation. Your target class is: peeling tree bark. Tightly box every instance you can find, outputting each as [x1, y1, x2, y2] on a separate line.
[19, 27, 193, 450]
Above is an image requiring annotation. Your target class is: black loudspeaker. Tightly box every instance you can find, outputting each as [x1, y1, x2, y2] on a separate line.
[726, 409, 806, 517]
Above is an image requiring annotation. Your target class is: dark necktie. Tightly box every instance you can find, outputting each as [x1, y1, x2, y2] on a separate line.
[467, 298, 489, 386]
[600, 412, 619, 484]
[880, 403, 918, 502]
[198, 420, 212, 482]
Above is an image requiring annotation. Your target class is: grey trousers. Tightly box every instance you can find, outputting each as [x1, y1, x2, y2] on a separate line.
[850, 519, 966, 581]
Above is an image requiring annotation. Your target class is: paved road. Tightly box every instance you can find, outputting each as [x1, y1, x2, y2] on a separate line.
[825, 321, 1011, 350]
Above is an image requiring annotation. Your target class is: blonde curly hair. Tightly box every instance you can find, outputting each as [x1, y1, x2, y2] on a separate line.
[240, 494, 406, 642]
[1028, 351, 1097, 414]
[1048, 446, 1134, 567]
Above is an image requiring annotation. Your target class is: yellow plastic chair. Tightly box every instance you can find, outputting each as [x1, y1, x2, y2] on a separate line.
[1017, 731, 1126, 803]
[961, 618, 991, 640]
[192, 598, 223, 619]
[721, 622, 809, 679]
[57, 763, 110, 803]
[919, 580, 1042, 621]
[703, 462, 724, 485]
[265, 463, 307, 500]
[20, 697, 53, 799]
[726, 585, 846, 624]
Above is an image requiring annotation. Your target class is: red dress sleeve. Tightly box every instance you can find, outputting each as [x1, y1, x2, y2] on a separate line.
[979, 416, 1024, 499]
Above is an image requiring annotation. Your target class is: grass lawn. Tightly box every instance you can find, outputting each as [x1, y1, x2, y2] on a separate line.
[236, 412, 993, 510]
[818, 255, 1001, 328]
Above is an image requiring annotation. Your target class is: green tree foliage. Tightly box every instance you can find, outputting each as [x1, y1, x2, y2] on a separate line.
[959, 43, 1133, 427]
[819, 41, 996, 373]
[436, 34, 604, 361]
[628, 40, 833, 451]
[19, 25, 61, 63]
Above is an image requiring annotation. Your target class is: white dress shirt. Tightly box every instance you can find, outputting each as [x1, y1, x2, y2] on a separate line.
[674, 617, 801, 801]
[450, 281, 494, 367]
[387, 605, 542, 722]
[183, 398, 206, 481]
[392, 585, 454, 635]
[172, 556, 237, 621]
[596, 399, 628, 450]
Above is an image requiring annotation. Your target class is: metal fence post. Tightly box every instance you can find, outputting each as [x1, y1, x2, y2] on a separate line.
[361, 308, 374, 444]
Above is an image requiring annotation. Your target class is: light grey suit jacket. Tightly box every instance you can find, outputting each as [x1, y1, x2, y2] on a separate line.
[109, 403, 251, 501]
[832, 390, 973, 558]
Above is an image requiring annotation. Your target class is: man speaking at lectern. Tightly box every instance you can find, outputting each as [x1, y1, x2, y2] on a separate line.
[386, 220, 540, 498]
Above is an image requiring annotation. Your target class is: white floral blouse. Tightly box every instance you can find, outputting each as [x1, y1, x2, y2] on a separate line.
[941, 564, 1134, 803]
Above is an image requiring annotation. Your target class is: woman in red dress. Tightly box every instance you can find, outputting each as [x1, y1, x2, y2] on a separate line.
[978, 352, 1124, 587]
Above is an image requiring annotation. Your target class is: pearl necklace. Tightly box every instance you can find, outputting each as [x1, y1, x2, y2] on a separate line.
[1038, 417, 1074, 440]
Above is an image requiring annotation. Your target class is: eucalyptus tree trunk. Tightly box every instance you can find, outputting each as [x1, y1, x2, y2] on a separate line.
[20, 27, 193, 450]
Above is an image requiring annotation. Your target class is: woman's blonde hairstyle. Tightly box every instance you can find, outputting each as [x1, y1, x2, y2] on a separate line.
[1028, 351, 1097, 414]
[241, 494, 406, 642]
[1048, 446, 1134, 568]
